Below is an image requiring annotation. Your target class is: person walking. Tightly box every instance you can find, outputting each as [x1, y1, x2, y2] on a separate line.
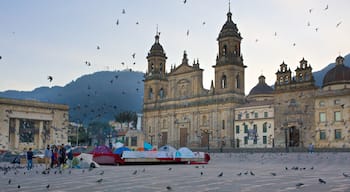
[50, 146, 56, 169]
[44, 145, 52, 170]
[67, 149, 73, 168]
[308, 143, 314, 153]
[26, 148, 34, 170]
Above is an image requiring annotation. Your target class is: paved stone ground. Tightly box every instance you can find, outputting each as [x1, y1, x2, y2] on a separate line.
[0, 152, 350, 192]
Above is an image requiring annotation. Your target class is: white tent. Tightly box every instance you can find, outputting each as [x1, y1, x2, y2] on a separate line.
[113, 142, 124, 149]
[74, 153, 100, 168]
[177, 147, 195, 158]
[158, 145, 177, 153]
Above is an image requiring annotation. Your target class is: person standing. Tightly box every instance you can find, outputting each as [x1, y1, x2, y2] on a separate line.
[50, 146, 56, 169]
[67, 149, 73, 168]
[59, 144, 66, 169]
[308, 143, 314, 153]
[44, 145, 52, 170]
[26, 148, 34, 170]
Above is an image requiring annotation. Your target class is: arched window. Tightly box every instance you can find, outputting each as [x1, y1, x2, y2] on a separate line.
[299, 73, 303, 82]
[236, 74, 240, 89]
[159, 88, 164, 98]
[222, 45, 227, 56]
[151, 63, 154, 71]
[202, 115, 207, 126]
[284, 76, 289, 84]
[221, 75, 227, 88]
[160, 63, 162, 72]
[234, 45, 238, 56]
[149, 88, 153, 99]
[279, 77, 283, 84]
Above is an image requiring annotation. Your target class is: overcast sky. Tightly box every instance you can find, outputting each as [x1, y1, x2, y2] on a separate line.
[0, 0, 349, 93]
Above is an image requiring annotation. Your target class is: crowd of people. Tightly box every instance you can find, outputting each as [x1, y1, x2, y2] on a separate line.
[26, 144, 73, 170]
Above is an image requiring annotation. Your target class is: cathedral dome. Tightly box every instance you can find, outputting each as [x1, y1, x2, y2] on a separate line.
[147, 34, 166, 58]
[218, 11, 242, 40]
[249, 75, 273, 95]
[322, 56, 350, 87]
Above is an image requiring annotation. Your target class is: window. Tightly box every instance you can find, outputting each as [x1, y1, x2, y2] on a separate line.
[254, 112, 258, 118]
[319, 112, 326, 122]
[334, 99, 341, 105]
[236, 74, 240, 89]
[298, 73, 303, 81]
[263, 136, 267, 144]
[19, 119, 35, 143]
[245, 113, 249, 119]
[237, 114, 242, 120]
[244, 124, 248, 133]
[222, 120, 225, 130]
[253, 137, 257, 144]
[159, 88, 164, 98]
[222, 45, 227, 56]
[125, 137, 129, 146]
[151, 63, 154, 71]
[319, 101, 325, 107]
[253, 124, 257, 131]
[221, 75, 227, 88]
[160, 63, 163, 72]
[334, 129, 342, 140]
[148, 88, 153, 99]
[244, 136, 248, 144]
[235, 125, 240, 134]
[264, 112, 268, 118]
[202, 115, 207, 126]
[263, 123, 267, 133]
[131, 136, 137, 146]
[334, 111, 341, 122]
[279, 77, 283, 84]
[284, 76, 289, 84]
[319, 131, 326, 140]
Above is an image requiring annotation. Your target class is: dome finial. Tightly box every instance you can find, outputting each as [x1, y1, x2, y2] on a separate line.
[229, 0, 231, 13]
[155, 24, 160, 43]
[227, 0, 232, 21]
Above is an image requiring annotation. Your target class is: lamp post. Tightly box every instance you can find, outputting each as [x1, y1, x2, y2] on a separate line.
[149, 134, 155, 146]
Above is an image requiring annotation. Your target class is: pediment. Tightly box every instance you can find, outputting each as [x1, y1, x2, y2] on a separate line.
[170, 64, 195, 75]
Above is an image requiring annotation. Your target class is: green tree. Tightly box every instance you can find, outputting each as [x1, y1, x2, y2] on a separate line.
[87, 121, 112, 145]
[115, 111, 137, 129]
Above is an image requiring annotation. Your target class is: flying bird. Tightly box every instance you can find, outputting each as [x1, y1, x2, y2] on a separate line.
[186, 30, 190, 36]
[255, 39, 259, 43]
[336, 21, 342, 28]
[293, 43, 296, 47]
[122, 9, 126, 14]
[132, 53, 136, 58]
[307, 21, 311, 27]
[324, 4, 328, 10]
[202, 21, 206, 25]
[136, 21, 139, 25]
[274, 32, 277, 36]
[0, 56, 2, 60]
[318, 178, 326, 184]
[315, 27, 319, 32]
[97, 46, 100, 50]
[183, 0, 187, 4]
[309, 8, 313, 13]
[116, 19, 119, 25]
[47, 76, 53, 82]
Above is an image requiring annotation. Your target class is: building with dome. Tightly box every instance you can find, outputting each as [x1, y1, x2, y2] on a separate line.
[143, 6, 245, 149]
[234, 75, 275, 148]
[314, 56, 350, 148]
[142, 5, 350, 150]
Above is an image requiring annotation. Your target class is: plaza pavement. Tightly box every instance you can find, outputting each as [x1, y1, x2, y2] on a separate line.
[0, 152, 350, 192]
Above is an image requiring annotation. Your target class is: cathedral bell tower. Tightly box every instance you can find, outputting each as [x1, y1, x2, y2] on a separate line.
[144, 30, 168, 104]
[213, 3, 246, 95]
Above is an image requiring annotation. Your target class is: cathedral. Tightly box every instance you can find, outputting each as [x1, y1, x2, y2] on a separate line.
[142, 7, 350, 150]
[143, 8, 245, 149]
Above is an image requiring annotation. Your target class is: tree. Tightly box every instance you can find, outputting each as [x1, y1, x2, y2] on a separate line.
[87, 121, 113, 146]
[115, 111, 137, 129]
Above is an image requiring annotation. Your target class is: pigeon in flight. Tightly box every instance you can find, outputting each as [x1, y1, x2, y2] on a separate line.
[97, 46, 100, 50]
[309, 8, 313, 13]
[186, 30, 189, 36]
[336, 21, 342, 28]
[132, 53, 136, 58]
[183, 0, 187, 4]
[324, 4, 328, 10]
[0, 56, 2, 60]
[122, 9, 126, 14]
[116, 19, 119, 25]
[48, 76, 53, 82]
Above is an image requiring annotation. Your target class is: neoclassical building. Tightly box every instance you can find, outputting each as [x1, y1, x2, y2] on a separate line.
[0, 98, 69, 151]
[314, 56, 350, 148]
[143, 9, 245, 149]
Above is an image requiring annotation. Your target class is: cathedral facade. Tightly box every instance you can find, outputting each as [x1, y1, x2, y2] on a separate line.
[142, 9, 350, 150]
[143, 10, 245, 149]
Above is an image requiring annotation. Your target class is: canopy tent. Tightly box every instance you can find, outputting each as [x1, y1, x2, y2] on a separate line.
[113, 147, 131, 155]
[113, 142, 124, 149]
[90, 145, 112, 154]
[72, 153, 100, 169]
[177, 147, 195, 158]
[143, 142, 153, 151]
[158, 145, 177, 153]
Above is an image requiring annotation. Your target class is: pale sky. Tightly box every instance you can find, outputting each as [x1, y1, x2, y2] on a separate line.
[0, 0, 349, 94]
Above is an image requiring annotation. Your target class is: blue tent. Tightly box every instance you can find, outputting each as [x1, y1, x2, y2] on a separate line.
[113, 147, 131, 155]
[143, 142, 153, 151]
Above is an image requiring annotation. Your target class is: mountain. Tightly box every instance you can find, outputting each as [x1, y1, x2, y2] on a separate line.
[0, 70, 144, 124]
[313, 54, 350, 87]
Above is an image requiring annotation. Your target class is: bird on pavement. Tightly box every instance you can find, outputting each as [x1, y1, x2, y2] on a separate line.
[218, 172, 223, 177]
[166, 186, 172, 190]
[270, 172, 276, 176]
[132, 170, 137, 175]
[8, 179, 11, 184]
[46, 184, 50, 189]
[96, 178, 103, 183]
[99, 170, 104, 175]
[343, 173, 350, 177]
[296, 183, 304, 188]
[318, 178, 326, 184]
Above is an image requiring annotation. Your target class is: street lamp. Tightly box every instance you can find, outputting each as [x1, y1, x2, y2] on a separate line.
[149, 134, 155, 146]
